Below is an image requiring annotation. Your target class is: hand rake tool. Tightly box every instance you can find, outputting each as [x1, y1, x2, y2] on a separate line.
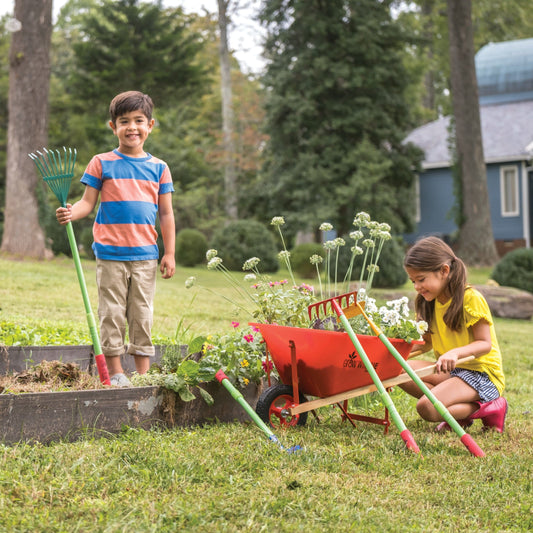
[342, 295, 485, 457]
[309, 292, 421, 454]
[29, 147, 110, 385]
[215, 370, 301, 454]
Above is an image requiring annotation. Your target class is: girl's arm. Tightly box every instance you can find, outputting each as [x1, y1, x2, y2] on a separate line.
[56, 186, 99, 225]
[435, 319, 492, 373]
[158, 192, 176, 279]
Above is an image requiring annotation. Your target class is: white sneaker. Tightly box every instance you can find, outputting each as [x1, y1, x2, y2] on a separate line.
[109, 373, 132, 387]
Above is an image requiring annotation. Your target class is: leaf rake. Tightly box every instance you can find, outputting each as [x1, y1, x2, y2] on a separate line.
[29, 147, 110, 385]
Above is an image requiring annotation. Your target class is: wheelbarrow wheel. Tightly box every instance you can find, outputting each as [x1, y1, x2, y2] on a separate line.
[256, 384, 308, 428]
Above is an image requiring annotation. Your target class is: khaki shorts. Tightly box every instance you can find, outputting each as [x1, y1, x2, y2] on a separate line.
[96, 259, 157, 358]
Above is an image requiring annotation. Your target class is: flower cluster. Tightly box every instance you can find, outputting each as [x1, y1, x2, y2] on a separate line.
[343, 290, 428, 342]
[200, 324, 273, 388]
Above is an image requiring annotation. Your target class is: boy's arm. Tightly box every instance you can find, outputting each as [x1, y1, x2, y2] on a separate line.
[158, 192, 176, 279]
[56, 186, 99, 225]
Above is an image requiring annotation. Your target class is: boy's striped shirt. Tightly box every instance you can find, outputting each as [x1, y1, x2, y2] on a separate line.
[81, 149, 174, 261]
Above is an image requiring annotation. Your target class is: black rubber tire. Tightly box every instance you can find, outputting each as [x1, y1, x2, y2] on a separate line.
[255, 384, 308, 428]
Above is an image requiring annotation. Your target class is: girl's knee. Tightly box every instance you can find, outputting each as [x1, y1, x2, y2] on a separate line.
[416, 397, 439, 422]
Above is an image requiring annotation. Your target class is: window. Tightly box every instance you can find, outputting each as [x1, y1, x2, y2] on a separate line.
[500, 166, 519, 217]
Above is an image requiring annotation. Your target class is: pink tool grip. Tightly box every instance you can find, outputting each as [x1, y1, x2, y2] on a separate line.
[400, 429, 421, 454]
[460, 434, 486, 458]
[215, 369, 228, 383]
[95, 353, 111, 385]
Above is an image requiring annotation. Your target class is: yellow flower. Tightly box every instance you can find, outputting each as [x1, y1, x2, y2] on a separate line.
[240, 359, 249, 367]
[243, 378, 250, 386]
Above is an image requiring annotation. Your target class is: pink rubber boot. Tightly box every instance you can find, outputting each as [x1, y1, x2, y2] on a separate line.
[435, 419, 473, 432]
[469, 397, 508, 433]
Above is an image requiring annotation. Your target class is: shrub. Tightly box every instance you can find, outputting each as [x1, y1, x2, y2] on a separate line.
[290, 243, 325, 278]
[210, 219, 278, 272]
[329, 234, 408, 288]
[176, 228, 208, 267]
[491, 248, 533, 293]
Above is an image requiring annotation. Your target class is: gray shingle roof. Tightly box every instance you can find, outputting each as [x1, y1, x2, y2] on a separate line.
[405, 100, 533, 169]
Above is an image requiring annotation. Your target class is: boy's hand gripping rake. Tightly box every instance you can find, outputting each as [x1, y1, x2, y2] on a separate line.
[29, 148, 110, 385]
[309, 292, 421, 454]
[215, 370, 301, 454]
[343, 295, 485, 458]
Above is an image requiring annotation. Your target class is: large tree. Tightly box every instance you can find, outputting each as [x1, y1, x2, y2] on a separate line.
[258, 0, 423, 238]
[1, 0, 53, 258]
[446, 0, 498, 264]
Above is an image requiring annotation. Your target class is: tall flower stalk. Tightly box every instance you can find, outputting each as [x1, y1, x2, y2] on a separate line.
[271, 217, 297, 286]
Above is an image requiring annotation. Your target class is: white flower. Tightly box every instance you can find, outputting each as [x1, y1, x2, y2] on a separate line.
[350, 230, 364, 241]
[207, 257, 223, 270]
[309, 254, 323, 265]
[185, 276, 196, 289]
[416, 320, 428, 335]
[323, 240, 337, 250]
[243, 257, 261, 271]
[319, 222, 333, 232]
[367, 264, 380, 273]
[333, 237, 345, 248]
[271, 216, 285, 226]
[351, 246, 364, 256]
[353, 212, 371, 226]
[244, 273, 257, 282]
[362, 239, 375, 248]
[278, 250, 291, 260]
[206, 249, 218, 261]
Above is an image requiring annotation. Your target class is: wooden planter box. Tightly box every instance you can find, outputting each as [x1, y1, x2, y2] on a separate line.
[0, 345, 264, 445]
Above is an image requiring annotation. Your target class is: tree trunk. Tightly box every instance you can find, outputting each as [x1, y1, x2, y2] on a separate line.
[1, 0, 53, 258]
[217, 0, 238, 221]
[446, 0, 498, 265]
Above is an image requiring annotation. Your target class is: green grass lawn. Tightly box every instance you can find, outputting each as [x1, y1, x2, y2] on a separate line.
[0, 255, 532, 532]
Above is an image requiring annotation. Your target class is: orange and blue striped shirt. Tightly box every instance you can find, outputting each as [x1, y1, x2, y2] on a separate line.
[81, 150, 174, 261]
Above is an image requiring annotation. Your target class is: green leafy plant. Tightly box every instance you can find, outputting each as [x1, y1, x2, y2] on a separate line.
[176, 228, 208, 267]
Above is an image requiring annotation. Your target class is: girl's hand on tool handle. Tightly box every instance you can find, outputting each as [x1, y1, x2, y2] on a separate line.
[435, 349, 461, 373]
[56, 204, 73, 225]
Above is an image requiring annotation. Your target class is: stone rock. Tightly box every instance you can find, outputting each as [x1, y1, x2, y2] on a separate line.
[474, 284, 533, 320]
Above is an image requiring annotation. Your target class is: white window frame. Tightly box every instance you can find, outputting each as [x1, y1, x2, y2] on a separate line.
[500, 165, 519, 217]
[415, 174, 421, 223]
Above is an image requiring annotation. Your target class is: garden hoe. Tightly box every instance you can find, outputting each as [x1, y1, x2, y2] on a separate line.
[309, 292, 421, 455]
[29, 147, 110, 385]
[215, 370, 301, 454]
[342, 295, 485, 457]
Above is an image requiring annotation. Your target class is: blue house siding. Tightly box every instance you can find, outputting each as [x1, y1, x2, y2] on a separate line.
[486, 163, 524, 241]
[404, 163, 527, 245]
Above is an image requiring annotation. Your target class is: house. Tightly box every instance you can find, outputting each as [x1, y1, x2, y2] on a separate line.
[404, 38, 533, 256]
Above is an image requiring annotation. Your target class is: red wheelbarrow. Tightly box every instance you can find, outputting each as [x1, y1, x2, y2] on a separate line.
[251, 321, 423, 432]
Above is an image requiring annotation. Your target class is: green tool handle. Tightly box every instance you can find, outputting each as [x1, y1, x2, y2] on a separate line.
[65, 221, 110, 385]
[332, 301, 420, 454]
[377, 334, 484, 457]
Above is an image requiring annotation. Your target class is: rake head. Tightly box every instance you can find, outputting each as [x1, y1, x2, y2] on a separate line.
[29, 147, 77, 207]
[308, 291, 359, 320]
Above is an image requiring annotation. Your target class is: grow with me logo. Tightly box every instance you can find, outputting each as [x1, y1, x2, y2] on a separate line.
[343, 351, 379, 370]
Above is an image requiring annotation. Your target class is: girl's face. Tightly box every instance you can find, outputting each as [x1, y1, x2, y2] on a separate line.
[405, 265, 450, 304]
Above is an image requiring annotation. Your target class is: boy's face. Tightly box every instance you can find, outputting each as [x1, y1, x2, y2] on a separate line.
[109, 109, 155, 157]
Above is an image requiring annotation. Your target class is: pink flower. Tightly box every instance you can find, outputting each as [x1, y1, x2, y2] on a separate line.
[251, 326, 260, 333]
[231, 321, 240, 328]
[244, 334, 254, 343]
[262, 360, 274, 372]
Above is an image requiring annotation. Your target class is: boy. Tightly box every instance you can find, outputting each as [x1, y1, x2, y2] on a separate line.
[56, 91, 175, 386]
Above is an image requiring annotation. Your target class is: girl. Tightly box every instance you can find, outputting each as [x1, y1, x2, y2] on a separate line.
[400, 236, 507, 433]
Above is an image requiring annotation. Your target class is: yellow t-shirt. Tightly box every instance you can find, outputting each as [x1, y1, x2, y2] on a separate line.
[431, 287, 505, 395]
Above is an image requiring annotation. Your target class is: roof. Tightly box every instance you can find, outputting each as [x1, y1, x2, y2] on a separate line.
[405, 100, 533, 169]
[476, 38, 533, 105]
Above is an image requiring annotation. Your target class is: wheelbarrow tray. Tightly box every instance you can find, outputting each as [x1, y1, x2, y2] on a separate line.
[251, 323, 419, 398]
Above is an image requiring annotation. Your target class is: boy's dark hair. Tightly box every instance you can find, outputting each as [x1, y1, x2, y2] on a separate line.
[404, 236, 467, 332]
[109, 91, 154, 123]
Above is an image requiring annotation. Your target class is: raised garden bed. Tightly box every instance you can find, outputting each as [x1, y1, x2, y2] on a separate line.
[0, 345, 263, 445]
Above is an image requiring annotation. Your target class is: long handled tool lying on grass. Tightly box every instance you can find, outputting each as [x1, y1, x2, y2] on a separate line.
[342, 294, 485, 457]
[309, 292, 421, 454]
[29, 147, 110, 385]
[216, 370, 301, 454]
